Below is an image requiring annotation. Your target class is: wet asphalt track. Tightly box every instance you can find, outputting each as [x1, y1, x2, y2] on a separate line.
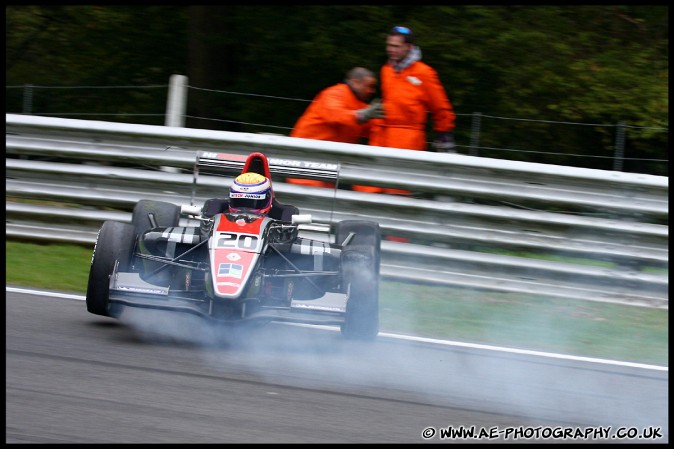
[6, 289, 668, 443]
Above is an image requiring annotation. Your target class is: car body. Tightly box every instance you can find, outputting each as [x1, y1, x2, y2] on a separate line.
[86, 152, 381, 340]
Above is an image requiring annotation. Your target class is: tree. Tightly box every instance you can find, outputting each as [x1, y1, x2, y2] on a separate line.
[5, 5, 668, 174]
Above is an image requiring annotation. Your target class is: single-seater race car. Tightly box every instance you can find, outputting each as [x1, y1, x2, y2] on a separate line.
[86, 151, 381, 340]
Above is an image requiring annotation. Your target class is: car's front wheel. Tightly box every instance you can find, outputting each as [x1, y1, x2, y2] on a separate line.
[86, 221, 135, 317]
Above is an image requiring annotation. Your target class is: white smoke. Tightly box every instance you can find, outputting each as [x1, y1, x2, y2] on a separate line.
[115, 285, 667, 443]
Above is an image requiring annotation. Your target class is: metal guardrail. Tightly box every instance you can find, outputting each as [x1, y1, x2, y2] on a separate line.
[5, 114, 669, 308]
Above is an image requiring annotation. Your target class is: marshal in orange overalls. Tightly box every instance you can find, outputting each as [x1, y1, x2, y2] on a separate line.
[358, 61, 455, 195]
[289, 83, 374, 188]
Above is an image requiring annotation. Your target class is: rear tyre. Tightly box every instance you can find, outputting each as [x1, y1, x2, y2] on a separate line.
[131, 200, 181, 285]
[86, 221, 136, 316]
[335, 220, 381, 273]
[335, 220, 381, 248]
[340, 244, 379, 341]
[131, 199, 180, 236]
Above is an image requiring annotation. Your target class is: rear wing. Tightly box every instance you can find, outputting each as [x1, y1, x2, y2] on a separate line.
[190, 152, 341, 225]
[196, 151, 341, 182]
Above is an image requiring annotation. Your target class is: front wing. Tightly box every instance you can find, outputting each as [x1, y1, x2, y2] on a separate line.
[107, 265, 348, 326]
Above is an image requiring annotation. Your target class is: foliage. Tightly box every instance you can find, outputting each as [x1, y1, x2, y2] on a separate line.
[5, 5, 668, 174]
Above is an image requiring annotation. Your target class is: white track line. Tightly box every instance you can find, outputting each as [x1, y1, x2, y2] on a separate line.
[7, 285, 667, 372]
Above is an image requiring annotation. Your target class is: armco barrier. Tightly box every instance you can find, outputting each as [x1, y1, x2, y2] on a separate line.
[5, 114, 668, 308]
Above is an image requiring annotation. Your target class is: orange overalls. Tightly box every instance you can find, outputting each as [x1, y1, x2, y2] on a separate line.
[289, 83, 373, 188]
[358, 61, 455, 194]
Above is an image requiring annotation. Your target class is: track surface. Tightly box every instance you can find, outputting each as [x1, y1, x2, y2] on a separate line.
[6, 290, 668, 443]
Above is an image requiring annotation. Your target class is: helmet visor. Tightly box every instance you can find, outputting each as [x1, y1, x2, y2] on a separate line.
[229, 192, 270, 213]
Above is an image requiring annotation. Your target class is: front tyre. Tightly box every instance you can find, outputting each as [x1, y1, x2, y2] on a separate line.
[86, 221, 136, 316]
[340, 245, 379, 341]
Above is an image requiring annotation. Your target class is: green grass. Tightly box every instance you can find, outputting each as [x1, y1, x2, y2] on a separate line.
[6, 241, 668, 366]
[380, 281, 668, 365]
[6, 241, 94, 293]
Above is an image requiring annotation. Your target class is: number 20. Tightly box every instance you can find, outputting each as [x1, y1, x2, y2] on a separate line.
[217, 233, 258, 250]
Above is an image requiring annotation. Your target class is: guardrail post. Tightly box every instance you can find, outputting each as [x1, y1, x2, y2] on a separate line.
[613, 121, 626, 171]
[165, 74, 188, 128]
[22, 84, 33, 115]
[470, 111, 481, 156]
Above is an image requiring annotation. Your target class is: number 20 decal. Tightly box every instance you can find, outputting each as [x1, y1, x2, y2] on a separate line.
[215, 232, 259, 250]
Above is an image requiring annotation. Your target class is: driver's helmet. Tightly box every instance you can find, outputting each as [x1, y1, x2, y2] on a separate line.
[228, 172, 273, 215]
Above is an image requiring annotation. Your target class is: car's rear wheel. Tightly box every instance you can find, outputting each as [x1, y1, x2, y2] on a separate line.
[335, 220, 381, 275]
[131, 199, 181, 236]
[335, 220, 381, 248]
[86, 221, 136, 316]
[132, 200, 181, 285]
[340, 244, 379, 341]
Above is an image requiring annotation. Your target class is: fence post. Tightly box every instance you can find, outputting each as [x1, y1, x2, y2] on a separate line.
[165, 74, 188, 127]
[613, 121, 626, 171]
[22, 84, 33, 115]
[469, 111, 481, 156]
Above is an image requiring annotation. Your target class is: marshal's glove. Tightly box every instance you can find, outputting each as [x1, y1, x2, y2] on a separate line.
[356, 98, 385, 123]
[432, 132, 456, 153]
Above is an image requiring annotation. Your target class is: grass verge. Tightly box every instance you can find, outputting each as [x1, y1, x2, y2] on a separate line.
[6, 241, 668, 366]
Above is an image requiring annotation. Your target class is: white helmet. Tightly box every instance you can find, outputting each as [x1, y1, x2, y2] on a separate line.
[228, 172, 272, 215]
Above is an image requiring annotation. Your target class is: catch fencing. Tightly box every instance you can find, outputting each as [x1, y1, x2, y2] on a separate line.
[5, 113, 668, 309]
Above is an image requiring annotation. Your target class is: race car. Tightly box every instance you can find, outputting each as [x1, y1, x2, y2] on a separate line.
[85, 151, 381, 340]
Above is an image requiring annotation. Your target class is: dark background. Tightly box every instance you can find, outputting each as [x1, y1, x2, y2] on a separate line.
[5, 6, 668, 175]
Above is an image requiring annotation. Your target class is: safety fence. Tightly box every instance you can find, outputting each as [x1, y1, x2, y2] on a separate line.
[5, 113, 669, 309]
